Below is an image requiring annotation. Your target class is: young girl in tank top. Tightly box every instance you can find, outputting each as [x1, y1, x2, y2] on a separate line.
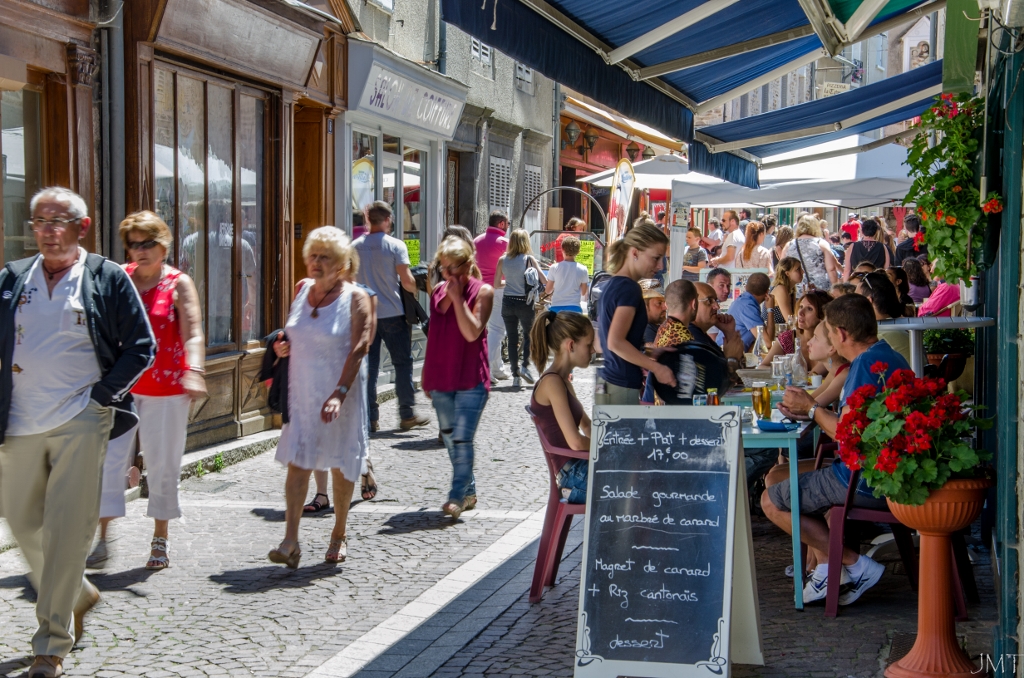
[529, 311, 595, 502]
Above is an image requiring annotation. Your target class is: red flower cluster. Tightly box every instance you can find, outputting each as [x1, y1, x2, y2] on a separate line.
[913, 231, 925, 251]
[983, 198, 1003, 214]
[835, 409, 870, 470]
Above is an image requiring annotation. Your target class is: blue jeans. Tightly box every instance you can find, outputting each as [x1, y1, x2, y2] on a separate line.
[368, 315, 416, 422]
[430, 382, 488, 503]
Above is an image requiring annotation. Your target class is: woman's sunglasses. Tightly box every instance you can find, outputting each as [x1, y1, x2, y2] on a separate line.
[127, 239, 160, 251]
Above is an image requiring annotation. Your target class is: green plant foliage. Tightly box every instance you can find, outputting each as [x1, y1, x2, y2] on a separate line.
[904, 93, 1003, 284]
[922, 328, 975, 355]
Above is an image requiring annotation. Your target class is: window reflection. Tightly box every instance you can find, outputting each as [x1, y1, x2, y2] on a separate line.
[154, 69, 176, 249]
[351, 132, 375, 238]
[177, 75, 206, 331]
[403, 147, 423, 266]
[240, 95, 263, 343]
[206, 84, 233, 345]
[1, 89, 43, 264]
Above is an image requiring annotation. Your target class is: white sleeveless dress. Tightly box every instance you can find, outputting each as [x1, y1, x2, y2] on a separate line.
[275, 282, 368, 480]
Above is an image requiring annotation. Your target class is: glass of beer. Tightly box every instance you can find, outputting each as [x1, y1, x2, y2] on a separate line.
[751, 381, 772, 419]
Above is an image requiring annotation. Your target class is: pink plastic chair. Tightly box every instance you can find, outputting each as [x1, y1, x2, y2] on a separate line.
[526, 405, 588, 603]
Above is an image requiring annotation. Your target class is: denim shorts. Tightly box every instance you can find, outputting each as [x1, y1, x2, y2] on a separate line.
[767, 468, 888, 513]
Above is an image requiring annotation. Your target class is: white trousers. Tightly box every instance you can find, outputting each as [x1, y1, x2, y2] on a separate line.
[136, 394, 191, 521]
[99, 424, 139, 518]
[487, 287, 506, 371]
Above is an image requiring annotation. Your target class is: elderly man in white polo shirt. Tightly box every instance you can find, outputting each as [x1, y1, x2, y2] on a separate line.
[0, 187, 154, 678]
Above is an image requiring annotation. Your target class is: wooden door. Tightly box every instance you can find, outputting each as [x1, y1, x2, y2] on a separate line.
[292, 105, 326, 284]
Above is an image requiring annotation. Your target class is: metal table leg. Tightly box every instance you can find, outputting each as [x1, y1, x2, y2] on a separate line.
[908, 328, 925, 376]
[789, 438, 803, 610]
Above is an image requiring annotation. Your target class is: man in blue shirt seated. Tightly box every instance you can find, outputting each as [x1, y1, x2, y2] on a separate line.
[763, 294, 910, 606]
[729, 273, 768, 351]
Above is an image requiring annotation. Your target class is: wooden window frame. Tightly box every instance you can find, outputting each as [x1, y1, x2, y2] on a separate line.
[149, 59, 272, 356]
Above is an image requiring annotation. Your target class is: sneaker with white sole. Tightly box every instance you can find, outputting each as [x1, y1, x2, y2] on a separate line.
[492, 366, 510, 380]
[801, 566, 852, 602]
[512, 377, 522, 389]
[520, 365, 535, 384]
[838, 557, 886, 606]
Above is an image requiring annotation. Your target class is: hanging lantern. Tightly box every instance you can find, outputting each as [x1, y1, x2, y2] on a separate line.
[625, 141, 640, 162]
[584, 127, 599, 150]
[642, 145, 656, 160]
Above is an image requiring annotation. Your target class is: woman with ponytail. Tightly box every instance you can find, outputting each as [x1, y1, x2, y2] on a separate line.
[529, 311, 595, 503]
[597, 223, 675, 405]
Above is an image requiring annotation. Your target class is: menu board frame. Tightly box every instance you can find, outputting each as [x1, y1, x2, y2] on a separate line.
[574, 405, 761, 677]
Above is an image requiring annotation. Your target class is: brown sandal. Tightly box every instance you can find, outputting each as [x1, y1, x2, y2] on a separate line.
[268, 540, 301, 569]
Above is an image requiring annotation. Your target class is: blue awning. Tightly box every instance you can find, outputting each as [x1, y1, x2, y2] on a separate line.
[441, 0, 941, 187]
[695, 60, 942, 160]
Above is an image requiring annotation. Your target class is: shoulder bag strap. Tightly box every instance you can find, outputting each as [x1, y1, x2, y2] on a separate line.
[793, 239, 818, 291]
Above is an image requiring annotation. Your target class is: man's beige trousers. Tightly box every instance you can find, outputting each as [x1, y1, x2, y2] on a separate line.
[0, 400, 112, 657]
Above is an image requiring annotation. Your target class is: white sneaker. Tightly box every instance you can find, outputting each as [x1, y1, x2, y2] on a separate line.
[801, 566, 851, 602]
[512, 377, 522, 389]
[492, 366, 510, 381]
[520, 365, 535, 384]
[490, 374, 499, 385]
[838, 557, 886, 606]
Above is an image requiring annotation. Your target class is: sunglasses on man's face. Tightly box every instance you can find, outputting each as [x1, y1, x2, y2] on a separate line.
[127, 239, 160, 251]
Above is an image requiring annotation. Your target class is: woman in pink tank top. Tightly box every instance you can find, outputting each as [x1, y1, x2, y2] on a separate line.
[422, 237, 494, 520]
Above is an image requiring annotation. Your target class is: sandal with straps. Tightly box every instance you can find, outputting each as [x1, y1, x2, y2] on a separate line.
[325, 537, 347, 563]
[303, 493, 330, 514]
[146, 537, 170, 570]
[268, 540, 301, 569]
[361, 459, 378, 501]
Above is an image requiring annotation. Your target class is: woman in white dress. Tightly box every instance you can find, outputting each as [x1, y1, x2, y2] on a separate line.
[268, 227, 372, 568]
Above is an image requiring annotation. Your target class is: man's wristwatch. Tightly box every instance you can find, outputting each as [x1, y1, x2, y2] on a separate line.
[807, 403, 819, 421]
[334, 385, 349, 396]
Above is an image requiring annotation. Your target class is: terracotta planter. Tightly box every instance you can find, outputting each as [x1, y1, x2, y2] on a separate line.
[884, 478, 993, 678]
[925, 353, 944, 367]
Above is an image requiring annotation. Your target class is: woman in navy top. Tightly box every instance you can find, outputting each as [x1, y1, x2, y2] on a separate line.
[596, 222, 674, 405]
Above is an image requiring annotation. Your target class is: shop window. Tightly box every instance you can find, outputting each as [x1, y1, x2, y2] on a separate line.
[488, 156, 511, 213]
[351, 131, 377, 237]
[515, 63, 534, 95]
[152, 65, 267, 350]
[403, 147, 423, 266]
[1, 89, 43, 265]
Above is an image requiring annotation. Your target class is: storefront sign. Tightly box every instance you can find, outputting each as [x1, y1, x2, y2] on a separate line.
[360, 64, 464, 137]
[576, 406, 761, 677]
[577, 240, 596, 277]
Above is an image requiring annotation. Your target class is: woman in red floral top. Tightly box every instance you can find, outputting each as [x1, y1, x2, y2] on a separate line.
[89, 211, 206, 571]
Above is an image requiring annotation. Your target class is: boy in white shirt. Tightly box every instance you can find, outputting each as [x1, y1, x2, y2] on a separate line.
[545, 236, 590, 313]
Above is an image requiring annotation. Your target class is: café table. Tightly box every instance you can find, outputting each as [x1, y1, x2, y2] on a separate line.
[741, 418, 819, 610]
[877, 316, 994, 376]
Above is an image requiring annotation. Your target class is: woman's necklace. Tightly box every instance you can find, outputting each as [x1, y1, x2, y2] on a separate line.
[42, 261, 75, 281]
[310, 281, 340, 318]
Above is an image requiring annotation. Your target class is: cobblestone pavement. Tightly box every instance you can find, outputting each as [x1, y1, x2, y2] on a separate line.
[434, 515, 997, 678]
[0, 364, 1000, 678]
[0, 369, 593, 677]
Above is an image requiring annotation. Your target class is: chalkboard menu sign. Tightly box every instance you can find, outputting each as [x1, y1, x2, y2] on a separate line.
[575, 406, 752, 678]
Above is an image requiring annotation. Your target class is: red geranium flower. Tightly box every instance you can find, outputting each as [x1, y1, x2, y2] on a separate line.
[871, 361, 888, 375]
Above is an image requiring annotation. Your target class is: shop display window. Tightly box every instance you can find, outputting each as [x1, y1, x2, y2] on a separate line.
[351, 131, 376, 237]
[153, 64, 267, 351]
[1, 89, 43, 265]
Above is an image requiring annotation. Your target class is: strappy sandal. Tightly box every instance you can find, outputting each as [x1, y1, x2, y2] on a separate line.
[303, 493, 330, 514]
[146, 537, 170, 570]
[268, 540, 301, 569]
[462, 494, 477, 511]
[325, 537, 347, 563]
[361, 460, 378, 501]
